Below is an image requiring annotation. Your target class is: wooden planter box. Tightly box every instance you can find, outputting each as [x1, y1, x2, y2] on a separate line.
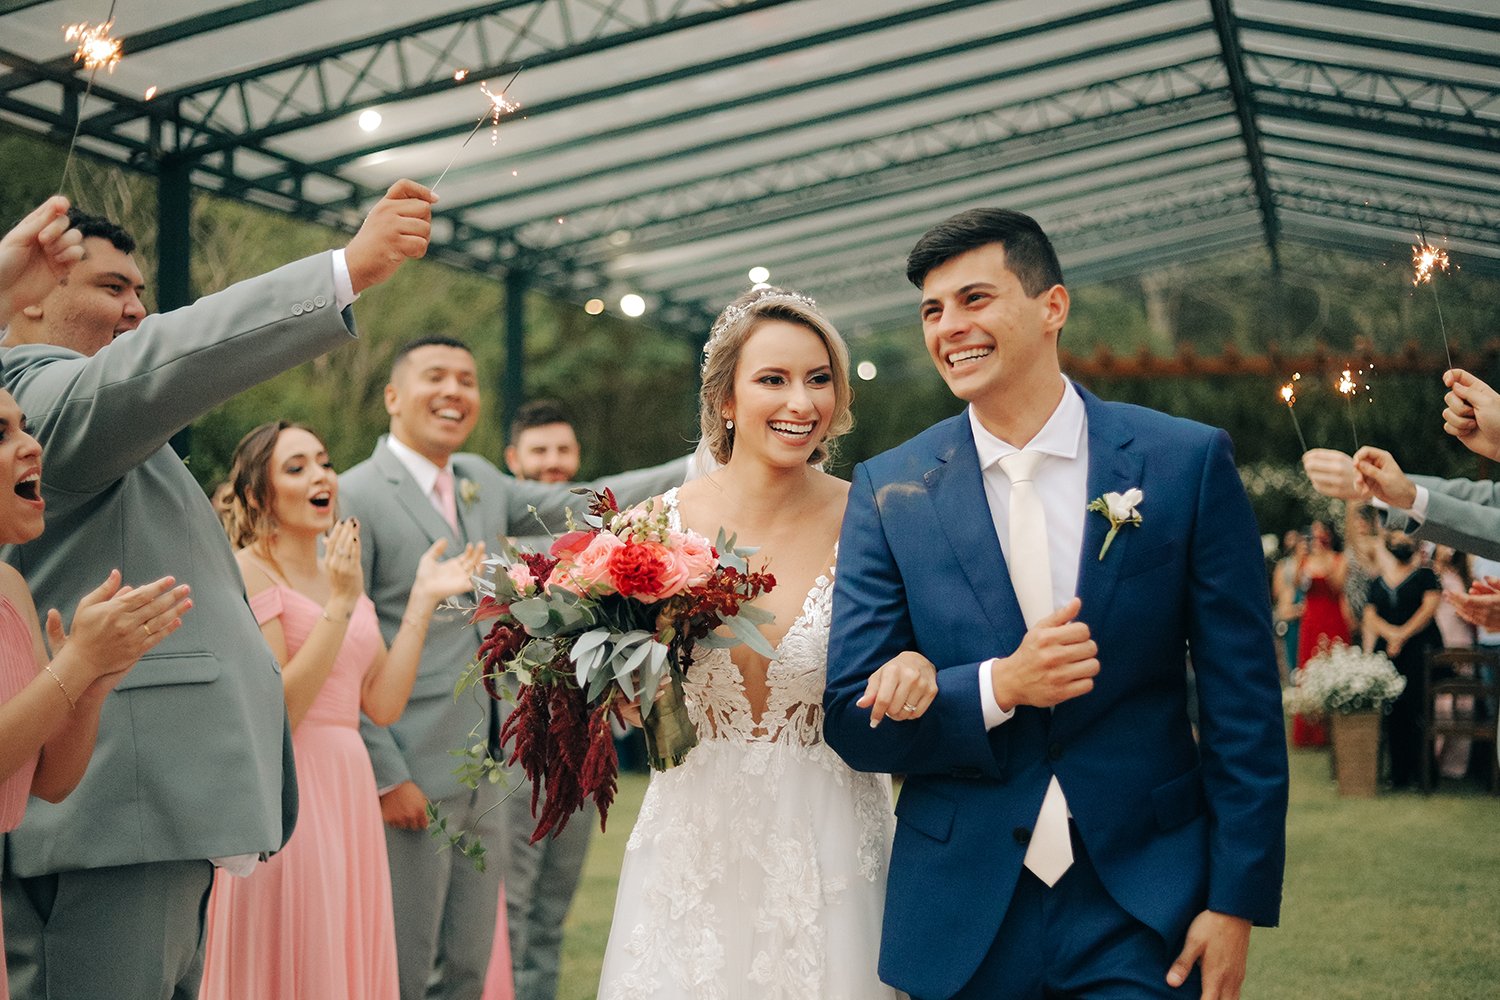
[1331, 711, 1380, 798]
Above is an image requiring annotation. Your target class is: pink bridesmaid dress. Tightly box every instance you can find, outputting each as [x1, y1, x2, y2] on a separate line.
[200, 588, 400, 1000]
[0, 596, 40, 1000]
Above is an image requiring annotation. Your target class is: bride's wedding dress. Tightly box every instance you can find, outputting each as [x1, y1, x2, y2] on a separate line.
[598, 489, 900, 1000]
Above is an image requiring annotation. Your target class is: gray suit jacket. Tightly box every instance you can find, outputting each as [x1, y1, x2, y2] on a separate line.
[1383, 474, 1500, 562]
[339, 439, 687, 800]
[0, 252, 355, 875]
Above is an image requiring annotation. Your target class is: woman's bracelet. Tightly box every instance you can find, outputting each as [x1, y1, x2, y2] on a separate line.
[321, 608, 354, 624]
[44, 664, 77, 709]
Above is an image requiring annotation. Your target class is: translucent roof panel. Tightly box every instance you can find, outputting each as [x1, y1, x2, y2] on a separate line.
[2, 0, 1495, 332]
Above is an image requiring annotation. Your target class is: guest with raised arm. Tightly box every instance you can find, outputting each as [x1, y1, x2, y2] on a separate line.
[0, 181, 433, 1000]
[199, 421, 481, 1000]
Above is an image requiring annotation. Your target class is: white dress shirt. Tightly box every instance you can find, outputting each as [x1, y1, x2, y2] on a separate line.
[385, 433, 457, 519]
[969, 377, 1091, 729]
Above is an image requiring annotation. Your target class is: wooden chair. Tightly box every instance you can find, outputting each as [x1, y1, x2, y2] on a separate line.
[1421, 647, 1500, 795]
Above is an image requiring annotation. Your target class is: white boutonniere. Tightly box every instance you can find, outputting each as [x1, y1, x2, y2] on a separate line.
[459, 477, 481, 511]
[1087, 488, 1142, 560]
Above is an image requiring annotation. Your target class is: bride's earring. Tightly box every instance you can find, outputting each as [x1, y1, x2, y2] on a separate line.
[725, 419, 734, 431]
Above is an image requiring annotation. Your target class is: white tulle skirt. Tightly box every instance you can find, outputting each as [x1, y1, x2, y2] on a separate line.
[598, 737, 902, 1000]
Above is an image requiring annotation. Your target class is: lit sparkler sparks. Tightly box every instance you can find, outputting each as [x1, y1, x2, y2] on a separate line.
[65, 20, 121, 72]
[57, 2, 121, 197]
[1280, 374, 1308, 454]
[1413, 231, 1455, 373]
[430, 67, 524, 193]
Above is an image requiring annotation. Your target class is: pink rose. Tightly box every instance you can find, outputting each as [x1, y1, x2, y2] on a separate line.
[544, 565, 583, 596]
[572, 532, 625, 593]
[670, 530, 718, 587]
[608, 539, 690, 602]
[507, 564, 535, 593]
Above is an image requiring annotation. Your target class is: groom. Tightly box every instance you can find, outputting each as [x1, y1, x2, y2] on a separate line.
[824, 209, 1287, 1000]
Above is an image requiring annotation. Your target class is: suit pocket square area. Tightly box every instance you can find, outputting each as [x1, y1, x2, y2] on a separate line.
[112, 652, 221, 690]
[894, 783, 957, 843]
[1119, 540, 1178, 581]
[1151, 766, 1207, 832]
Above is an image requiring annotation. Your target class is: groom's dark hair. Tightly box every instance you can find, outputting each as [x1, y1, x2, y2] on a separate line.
[390, 334, 472, 378]
[905, 208, 1064, 297]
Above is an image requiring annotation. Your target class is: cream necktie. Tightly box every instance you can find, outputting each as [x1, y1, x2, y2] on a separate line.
[433, 467, 460, 535]
[996, 450, 1074, 887]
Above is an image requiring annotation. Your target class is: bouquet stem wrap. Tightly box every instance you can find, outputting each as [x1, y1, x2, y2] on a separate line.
[642, 671, 698, 771]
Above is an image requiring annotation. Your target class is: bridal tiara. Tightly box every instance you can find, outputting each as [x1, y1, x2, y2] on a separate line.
[702, 287, 819, 369]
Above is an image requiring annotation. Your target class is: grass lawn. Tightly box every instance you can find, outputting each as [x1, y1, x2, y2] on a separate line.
[554, 749, 1500, 999]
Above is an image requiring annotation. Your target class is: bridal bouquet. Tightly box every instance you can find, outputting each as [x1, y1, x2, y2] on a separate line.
[1283, 641, 1407, 716]
[469, 488, 775, 843]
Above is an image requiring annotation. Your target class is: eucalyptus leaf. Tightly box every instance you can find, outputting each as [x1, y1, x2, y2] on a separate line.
[694, 631, 739, 648]
[725, 612, 778, 659]
[585, 667, 613, 702]
[510, 598, 551, 630]
[735, 603, 776, 625]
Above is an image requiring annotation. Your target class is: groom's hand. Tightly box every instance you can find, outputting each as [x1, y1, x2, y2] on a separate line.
[1167, 909, 1251, 1000]
[989, 598, 1098, 712]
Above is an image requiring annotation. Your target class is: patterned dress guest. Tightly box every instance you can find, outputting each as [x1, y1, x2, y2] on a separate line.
[200, 422, 481, 1000]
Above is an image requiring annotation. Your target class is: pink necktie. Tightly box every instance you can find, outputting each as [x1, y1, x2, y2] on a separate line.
[433, 468, 460, 535]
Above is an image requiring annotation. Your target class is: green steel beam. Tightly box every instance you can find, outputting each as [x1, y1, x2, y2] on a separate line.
[1238, 17, 1500, 69]
[1289, 0, 1500, 33]
[1260, 131, 1500, 182]
[1255, 99, 1500, 155]
[1210, 0, 1279, 268]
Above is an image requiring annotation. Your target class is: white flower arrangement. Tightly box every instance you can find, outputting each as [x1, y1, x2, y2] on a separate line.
[1284, 641, 1407, 716]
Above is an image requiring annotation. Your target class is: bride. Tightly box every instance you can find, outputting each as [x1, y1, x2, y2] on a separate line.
[598, 287, 936, 1000]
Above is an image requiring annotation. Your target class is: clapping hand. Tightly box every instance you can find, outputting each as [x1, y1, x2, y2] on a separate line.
[46, 571, 192, 696]
[0, 197, 83, 327]
[323, 519, 365, 607]
[344, 179, 436, 293]
[1445, 575, 1500, 630]
[859, 650, 938, 726]
[411, 539, 485, 609]
[1442, 369, 1500, 462]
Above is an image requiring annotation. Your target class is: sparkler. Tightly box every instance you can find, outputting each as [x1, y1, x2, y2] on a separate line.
[430, 67, 523, 193]
[1280, 375, 1308, 454]
[1337, 368, 1359, 451]
[57, 1, 121, 197]
[1412, 227, 1454, 373]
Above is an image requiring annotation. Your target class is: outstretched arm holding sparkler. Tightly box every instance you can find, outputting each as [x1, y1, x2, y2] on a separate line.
[0, 197, 83, 328]
[1442, 369, 1500, 461]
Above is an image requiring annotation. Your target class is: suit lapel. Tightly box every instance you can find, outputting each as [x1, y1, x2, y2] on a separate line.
[925, 415, 1027, 641]
[1074, 389, 1144, 636]
[372, 436, 453, 546]
[451, 460, 483, 546]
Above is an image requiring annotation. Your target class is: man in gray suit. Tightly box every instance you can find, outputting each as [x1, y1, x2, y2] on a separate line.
[340, 337, 687, 1000]
[0, 181, 434, 999]
[501, 399, 594, 1000]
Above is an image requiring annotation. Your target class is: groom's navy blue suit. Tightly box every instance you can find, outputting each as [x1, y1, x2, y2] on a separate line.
[825, 387, 1287, 999]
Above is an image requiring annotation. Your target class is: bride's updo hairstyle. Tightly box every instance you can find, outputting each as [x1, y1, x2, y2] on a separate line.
[226, 419, 332, 550]
[699, 286, 853, 467]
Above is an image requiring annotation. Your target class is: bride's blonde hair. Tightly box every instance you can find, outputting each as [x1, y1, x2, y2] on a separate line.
[698, 287, 853, 467]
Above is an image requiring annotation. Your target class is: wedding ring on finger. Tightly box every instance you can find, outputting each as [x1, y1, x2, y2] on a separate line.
[902, 702, 917, 712]
[142, 624, 152, 635]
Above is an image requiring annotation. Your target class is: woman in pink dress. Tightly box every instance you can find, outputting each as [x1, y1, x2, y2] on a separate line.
[0, 392, 190, 997]
[200, 421, 482, 1000]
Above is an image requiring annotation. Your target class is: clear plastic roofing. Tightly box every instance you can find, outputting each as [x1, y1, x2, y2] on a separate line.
[1, 0, 1496, 333]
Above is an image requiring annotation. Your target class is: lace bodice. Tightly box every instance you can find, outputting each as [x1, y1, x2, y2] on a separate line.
[664, 488, 832, 749]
